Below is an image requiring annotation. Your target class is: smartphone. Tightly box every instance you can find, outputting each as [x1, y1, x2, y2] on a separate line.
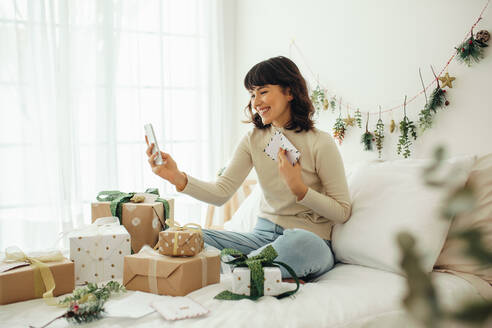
[144, 123, 164, 165]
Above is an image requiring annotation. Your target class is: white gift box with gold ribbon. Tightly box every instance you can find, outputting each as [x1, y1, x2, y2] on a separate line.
[231, 266, 283, 296]
[69, 217, 131, 285]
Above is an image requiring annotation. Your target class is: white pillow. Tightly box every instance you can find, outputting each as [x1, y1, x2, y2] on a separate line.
[223, 184, 261, 232]
[332, 156, 475, 274]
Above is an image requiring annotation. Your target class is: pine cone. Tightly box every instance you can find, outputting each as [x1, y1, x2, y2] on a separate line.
[475, 30, 490, 43]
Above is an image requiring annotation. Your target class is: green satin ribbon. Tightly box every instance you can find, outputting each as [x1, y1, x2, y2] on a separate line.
[96, 188, 169, 229]
[214, 245, 300, 301]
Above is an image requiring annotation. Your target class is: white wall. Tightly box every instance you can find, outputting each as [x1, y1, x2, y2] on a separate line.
[227, 0, 492, 168]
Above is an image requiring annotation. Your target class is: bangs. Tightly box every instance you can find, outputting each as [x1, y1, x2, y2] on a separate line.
[244, 60, 283, 91]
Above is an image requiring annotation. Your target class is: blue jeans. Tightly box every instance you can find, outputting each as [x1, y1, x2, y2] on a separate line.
[203, 218, 335, 280]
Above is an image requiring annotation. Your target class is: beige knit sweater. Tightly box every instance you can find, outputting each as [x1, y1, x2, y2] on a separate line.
[181, 126, 352, 240]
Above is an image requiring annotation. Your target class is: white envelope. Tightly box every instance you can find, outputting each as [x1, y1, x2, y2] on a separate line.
[264, 130, 300, 166]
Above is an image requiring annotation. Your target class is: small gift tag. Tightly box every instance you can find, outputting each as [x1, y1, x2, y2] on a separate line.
[264, 130, 300, 165]
[151, 296, 209, 320]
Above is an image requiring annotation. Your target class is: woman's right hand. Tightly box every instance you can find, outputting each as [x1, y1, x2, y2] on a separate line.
[145, 139, 188, 190]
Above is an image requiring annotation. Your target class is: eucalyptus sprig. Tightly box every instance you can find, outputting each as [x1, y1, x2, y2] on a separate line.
[329, 96, 337, 113]
[354, 108, 362, 128]
[374, 107, 385, 159]
[397, 96, 417, 158]
[310, 85, 326, 112]
[333, 115, 346, 145]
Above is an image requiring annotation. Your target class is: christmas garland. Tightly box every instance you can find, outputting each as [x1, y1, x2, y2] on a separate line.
[294, 1, 490, 159]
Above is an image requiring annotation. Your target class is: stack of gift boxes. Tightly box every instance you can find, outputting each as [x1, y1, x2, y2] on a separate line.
[124, 223, 220, 296]
[0, 192, 220, 305]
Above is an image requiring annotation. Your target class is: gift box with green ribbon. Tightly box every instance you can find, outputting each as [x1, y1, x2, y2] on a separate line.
[214, 245, 300, 301]
[92, 188, 174, 253]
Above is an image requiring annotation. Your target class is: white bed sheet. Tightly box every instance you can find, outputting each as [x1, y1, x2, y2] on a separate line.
[0, 264, 482, 328]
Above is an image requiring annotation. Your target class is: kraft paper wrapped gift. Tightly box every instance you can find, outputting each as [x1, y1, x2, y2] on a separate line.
[123, 246, 220, 296]
[0, 247, 74, 305]
[232, 267, 282, 296]
[69, 217, 131, 285]
[92, 196, 174, 253]
[158, 223, 204, 257]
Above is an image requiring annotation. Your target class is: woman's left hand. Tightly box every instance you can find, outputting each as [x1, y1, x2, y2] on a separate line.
[278, 148, 308, 201]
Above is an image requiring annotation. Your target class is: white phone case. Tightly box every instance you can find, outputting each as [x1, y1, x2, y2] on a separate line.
[144, 123, 164, 165]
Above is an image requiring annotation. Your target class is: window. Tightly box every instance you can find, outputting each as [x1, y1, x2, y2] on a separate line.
[0, 0, 218, 251]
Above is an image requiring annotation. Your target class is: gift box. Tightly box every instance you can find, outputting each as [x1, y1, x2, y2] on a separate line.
[158, 224, 204, 257]
[231, 267, 282, 296]
[92, 197, 174, 253]
[0, 248, 74, 305]
[69, 217, 131, 285]
[123, 246, 220, 296]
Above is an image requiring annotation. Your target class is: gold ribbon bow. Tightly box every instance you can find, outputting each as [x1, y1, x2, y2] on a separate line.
[4, 246, 65, 302]
[166, 221, 203, 256]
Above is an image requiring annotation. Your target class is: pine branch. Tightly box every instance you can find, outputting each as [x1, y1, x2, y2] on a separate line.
[361, 131, 374, 151]
[427, 87, 447, 113]
[455, 35, 487, 66]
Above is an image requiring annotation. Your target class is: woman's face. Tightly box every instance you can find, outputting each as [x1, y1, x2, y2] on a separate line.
[250, 84, 293, 127]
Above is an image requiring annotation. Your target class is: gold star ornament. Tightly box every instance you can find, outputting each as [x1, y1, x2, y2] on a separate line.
[343, 114, 356, 127]
[439, 72, 456, 88]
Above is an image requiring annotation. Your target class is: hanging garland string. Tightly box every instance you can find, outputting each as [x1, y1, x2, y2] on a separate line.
[289, 0, 490, 116]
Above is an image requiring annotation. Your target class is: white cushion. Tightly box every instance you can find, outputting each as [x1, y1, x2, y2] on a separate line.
[223, 184, 261, 232]
[332, 156, 475, 274]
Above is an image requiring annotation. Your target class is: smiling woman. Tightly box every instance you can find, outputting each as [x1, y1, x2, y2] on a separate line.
[145, 56, 352, 281]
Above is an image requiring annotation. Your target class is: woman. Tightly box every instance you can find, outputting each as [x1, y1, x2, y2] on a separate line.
[146, 56, 351, 281]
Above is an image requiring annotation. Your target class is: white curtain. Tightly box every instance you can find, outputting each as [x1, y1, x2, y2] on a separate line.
[0, 0, 228, 252]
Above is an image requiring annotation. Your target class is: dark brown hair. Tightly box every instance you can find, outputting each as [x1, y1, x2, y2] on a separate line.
[243, 56, 315, 132]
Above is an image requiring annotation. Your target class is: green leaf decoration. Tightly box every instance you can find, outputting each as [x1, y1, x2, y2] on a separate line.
[397, 116, 417, 158]
[310, 85, 326, 113]
[330, 96, 337, 113]
[354, 109, 362, 128]
[418, 105, 434, 131]
[374, 118, 384, 158]
[333, 116, 346, 145]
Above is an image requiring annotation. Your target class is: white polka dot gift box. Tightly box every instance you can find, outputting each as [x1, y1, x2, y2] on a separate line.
[69, 217, 131, 285]
[158, 222, 204, 257]
[232, 267, 282, 296]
